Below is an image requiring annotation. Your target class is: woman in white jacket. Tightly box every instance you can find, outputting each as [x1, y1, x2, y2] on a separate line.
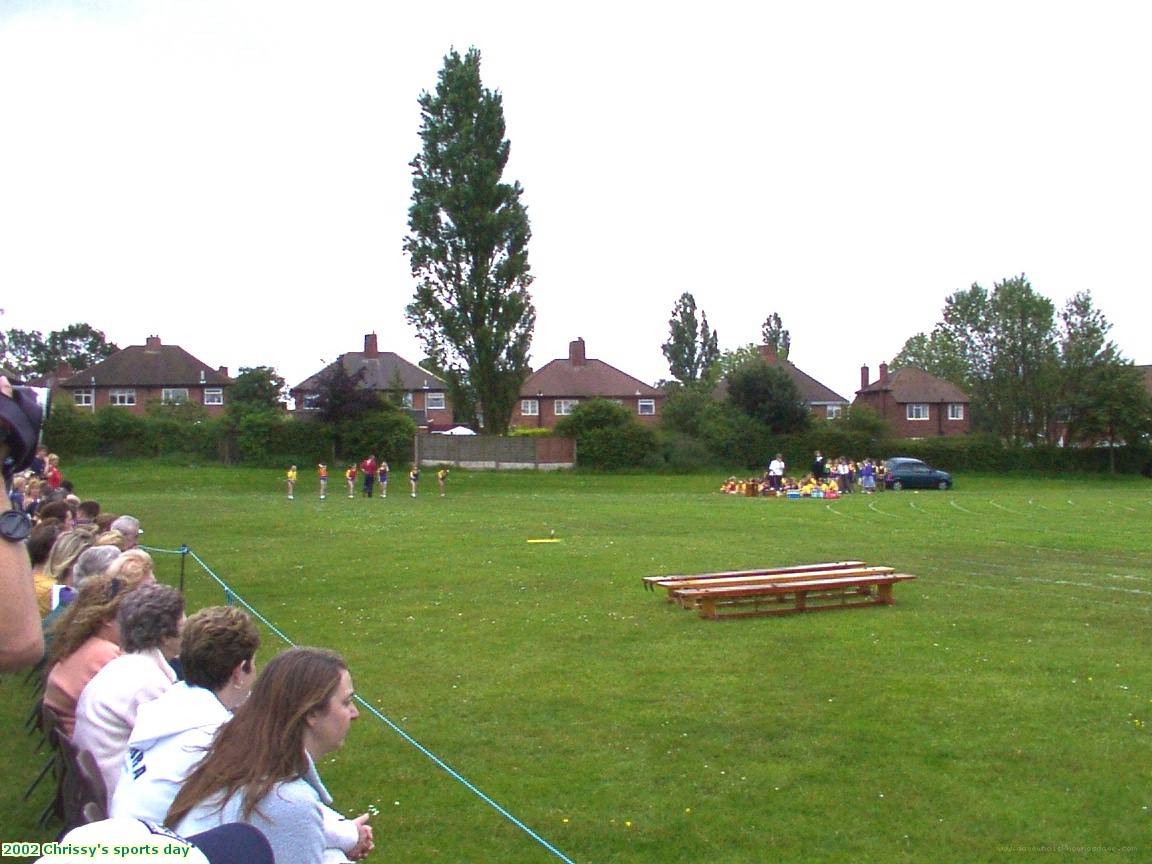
[72, 583, 184, 798]
[110, 605, 261, 823]
[167, 647, 374, 864]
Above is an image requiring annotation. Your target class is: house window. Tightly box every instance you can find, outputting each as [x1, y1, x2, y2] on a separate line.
[302, 393, 321, 409]
[73, 389, 94, 407]
[638, 399, 656, 416]
[826, 405, 842, 419]
[555, 399, 578, 416]
[426, 392, 446, 411]
[162, 388, 189, 405]
[401, 392, 413, 408]
[948, 403, 964, 420]
[906, 403, 929, 421]
[521, 399, 539, 416]
[110, 388, 136, 406]
[204, 388, 224, 406]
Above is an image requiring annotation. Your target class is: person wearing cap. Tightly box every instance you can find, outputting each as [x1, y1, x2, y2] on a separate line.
[36, 818, 273, 864]
[168, 647, 373, 864]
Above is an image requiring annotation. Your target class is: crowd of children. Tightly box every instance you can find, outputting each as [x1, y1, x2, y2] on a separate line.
[290, 458, 448, 499]
[721, 456, 885, 498]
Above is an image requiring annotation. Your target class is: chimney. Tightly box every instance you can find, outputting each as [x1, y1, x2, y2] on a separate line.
[569, 337, 586, 366]
[364, 333, 379, 358]
[860, 365, 870, 390]
[145, 335, 161, 350]
[218, 366, 228, 378]
[759, 345, 777, 362]
[879, 362, 889, 384]
[56, 362, 75, 380]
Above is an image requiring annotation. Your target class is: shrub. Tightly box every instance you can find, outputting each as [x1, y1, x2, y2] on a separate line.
[556, 399, 658, 469]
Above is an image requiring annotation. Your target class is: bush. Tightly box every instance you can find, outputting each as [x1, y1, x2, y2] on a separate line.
[556, 399, 659, 469]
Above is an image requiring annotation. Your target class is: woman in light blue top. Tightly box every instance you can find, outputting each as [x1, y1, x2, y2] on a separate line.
[167, 647, 373, 864]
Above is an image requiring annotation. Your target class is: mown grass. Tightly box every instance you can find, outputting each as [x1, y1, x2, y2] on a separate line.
[2, 464, 1150, 863]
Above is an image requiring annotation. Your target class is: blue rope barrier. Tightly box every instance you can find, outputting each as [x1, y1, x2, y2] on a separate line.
[155, 545, 578, 864]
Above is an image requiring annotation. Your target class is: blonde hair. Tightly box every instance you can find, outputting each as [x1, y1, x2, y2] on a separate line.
[106, 549, 154, 583]
[43, 526, 97, 585]
[49, 570, 145, 663]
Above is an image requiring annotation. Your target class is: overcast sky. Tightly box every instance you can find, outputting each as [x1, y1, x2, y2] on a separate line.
[2, 0, 1149, 403]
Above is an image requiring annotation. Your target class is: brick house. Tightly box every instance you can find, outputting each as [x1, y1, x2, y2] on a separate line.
[291, 334, 452, 427]
[510, 338, 663, 429]
[55, 335, 232, 415]
[712, 346, 851, 419]
[854, 362, 971, 437]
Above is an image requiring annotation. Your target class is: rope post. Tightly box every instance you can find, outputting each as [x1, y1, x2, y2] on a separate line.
[178, 544, 190, 595]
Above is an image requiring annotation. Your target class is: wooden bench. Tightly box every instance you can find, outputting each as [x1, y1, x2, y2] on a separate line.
[641, 560, 865, 592]
[666, 566, 896, 607]
[676, 572, 917, 620]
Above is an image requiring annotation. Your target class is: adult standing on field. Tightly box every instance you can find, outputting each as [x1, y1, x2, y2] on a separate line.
[767, 453, 785, 492]
[360, 455, 377, 498]
[811, 450, 826, 481]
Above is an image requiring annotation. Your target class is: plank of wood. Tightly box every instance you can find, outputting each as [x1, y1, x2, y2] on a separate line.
[642, 560, 866, 591]
[667, 567, 896, 605]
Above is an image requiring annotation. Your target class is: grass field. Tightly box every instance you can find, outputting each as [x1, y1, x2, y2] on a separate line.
[2, 464, 1150, 863]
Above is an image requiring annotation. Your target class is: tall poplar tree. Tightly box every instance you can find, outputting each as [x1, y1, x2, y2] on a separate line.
[661, 292, 719, 385]
[404, 47, 535, 435]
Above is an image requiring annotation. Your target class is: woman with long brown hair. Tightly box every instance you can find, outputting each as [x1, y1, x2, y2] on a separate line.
[167, 647, 373, 864]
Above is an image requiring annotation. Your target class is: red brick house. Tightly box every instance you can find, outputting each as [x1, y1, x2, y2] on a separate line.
[854, 362, 971, 437]
[291, 334, 452, 427]
[511, 338, 663, 429]
[55, 335, 232, 415]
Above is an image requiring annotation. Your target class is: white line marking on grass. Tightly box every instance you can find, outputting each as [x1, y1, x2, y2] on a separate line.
[867, 501, 897, 518]
[1028, 498, 1049, 510]
[990, 501, 1024, 515]
[1108, 573, 1150, 582]
[949, 499, 976, 515]
[826, 505, 847, 517]
[929, 578, 1152, 613]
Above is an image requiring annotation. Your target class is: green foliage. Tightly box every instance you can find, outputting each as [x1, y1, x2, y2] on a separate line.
[726, 360, 811, 434]
[404, 47, 534, 435]
[229, 366, 286, 412]
[713, 344, 763, 381]
[760, 311, 790, 359]
[1, 322, 118, 377]
[555, 398, 658, 468]
[338, 408, 418, 465]
[661, 292, 719, 385]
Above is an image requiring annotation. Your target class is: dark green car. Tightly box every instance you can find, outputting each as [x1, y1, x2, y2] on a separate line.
[883, 457, 953, 491]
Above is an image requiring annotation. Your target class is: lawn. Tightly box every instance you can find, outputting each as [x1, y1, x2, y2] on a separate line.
[3, 464, 1150, 863]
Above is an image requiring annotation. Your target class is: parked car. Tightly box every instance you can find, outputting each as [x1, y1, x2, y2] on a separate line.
[883, 457, 953, 491]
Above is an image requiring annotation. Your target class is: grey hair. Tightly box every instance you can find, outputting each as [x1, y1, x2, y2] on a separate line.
[111, 515, 141, 535]
[117, 583, 184, 653]
[71, 545, 122, 589]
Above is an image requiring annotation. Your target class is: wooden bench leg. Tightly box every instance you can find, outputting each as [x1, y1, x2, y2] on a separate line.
[877, 583, 894, 604]
[700, 597, 718, 620]
[795, 591, 807, 612]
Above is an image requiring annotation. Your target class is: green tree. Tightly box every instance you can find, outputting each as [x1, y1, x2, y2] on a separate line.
[404, 47, 535, 436]
[760, 312, 790, 360]
[894, 275, 1059, 443]
[713, 344, 762, 381]
[726, 360, 810, 435]
[661, 292, 719, 385]
[1058, 292, 1152, 466]
[554, 398, 657, 469]
[1, 324, 118, 377]
[228, 366, 286, 412]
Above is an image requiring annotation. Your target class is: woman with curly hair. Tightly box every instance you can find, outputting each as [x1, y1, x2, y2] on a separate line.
[42, 569, 149, 737]
[73, 583, 185, 798]
[168, 647, 373, 864]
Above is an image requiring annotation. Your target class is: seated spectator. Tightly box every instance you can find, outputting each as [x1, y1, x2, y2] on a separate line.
[24, 478, 45, 518]
[112, 606, 261, 823]
[43, 570, 149, 737]
[168, 648, 374, 864]
[111, 515, 142, 550]
[107, 548, 156, 584]
[39, 499, 76, 528]
[73, 545, 124, 589]
[29, 522, 61, 617]
[41, 525, 97, 613]
[96, 529, 127, 549]
[76, 500, 101, 525]
[73, 583, 184, 799]
[95, 512, 117, 532]
[9, 472, 27, 511]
